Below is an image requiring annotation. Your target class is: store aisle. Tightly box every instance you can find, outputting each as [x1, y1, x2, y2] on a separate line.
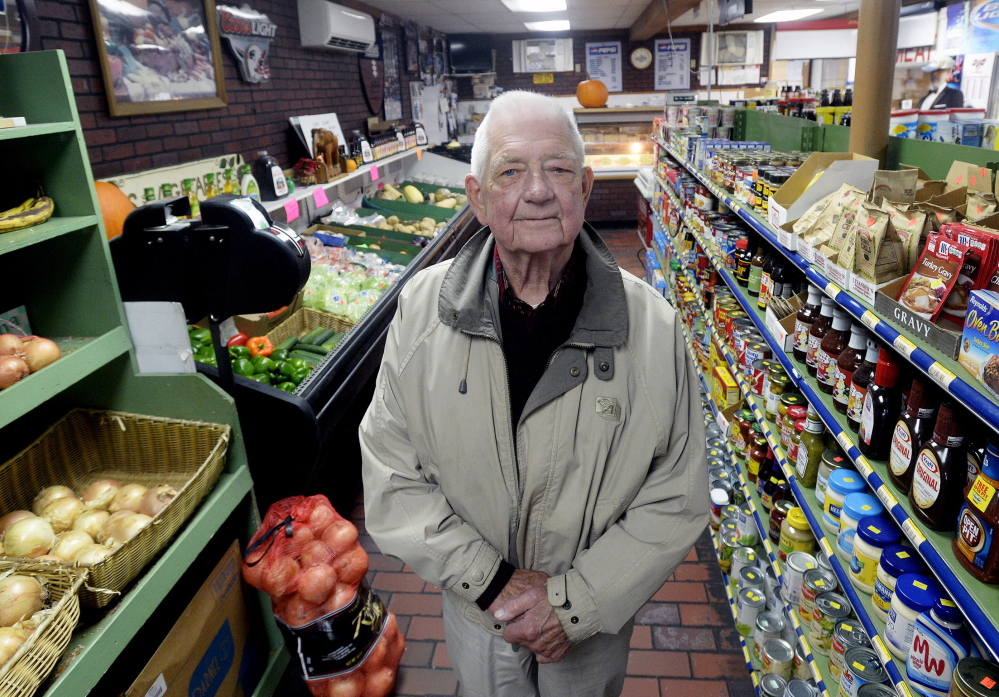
[334, 226, 755, 697]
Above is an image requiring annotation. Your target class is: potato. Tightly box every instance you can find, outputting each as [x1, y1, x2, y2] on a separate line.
[386, 215, 399, 225]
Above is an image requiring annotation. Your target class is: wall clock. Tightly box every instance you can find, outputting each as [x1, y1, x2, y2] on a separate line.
[630, 47, 652, 70]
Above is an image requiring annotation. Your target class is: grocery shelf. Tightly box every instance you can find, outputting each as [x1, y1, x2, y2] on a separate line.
[655, 142, 999, 438]
[0, 327, 131, 430]
[0, 215, 100, 256]
[0, 121, 77, 142]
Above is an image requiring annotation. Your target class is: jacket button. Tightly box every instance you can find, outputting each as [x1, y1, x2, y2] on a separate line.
[570, 616, 579, 624]
[494, 624, 502, 630]
[599, 362, 609, 372]
[452, 311, 459, 320]
[472, 570, 484, 582]
[562, 600, 572, 610]
[462, 582, 469, 589]
[570, 367, 580, 377]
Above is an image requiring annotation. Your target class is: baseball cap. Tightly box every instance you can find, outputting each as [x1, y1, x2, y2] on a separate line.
[923, 55, 956, 72]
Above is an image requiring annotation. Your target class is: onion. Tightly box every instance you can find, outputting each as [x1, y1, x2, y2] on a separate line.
[78, 479, 120, 511]
[96, 511, 130, 543]
[0, 511, 34, 537]
[108, 484, 147, 514]
[73, 543, 112, 565]
[0, 334, 23, 357]
[0, 575, 44, 627]
[139, 486, 178, 517]
[0, 626, 29, 666]
[40, 497, 85, 534]
[322, 520, 359, 552]
[50, 530, 94, 560]
[32, 486, 74, 516]
[298, 565, 338, 605]
[280, 596, 322, 627]
[72, 509, 109, 539]
[3, 517, 54, 558]
[262, 556, 300, 598]
[19, 337, 60, 373]
[334, 546, 368, 586]
[300, 540, 332, 569]
[324, 672, 366, 697]
[307, 504, 336, 531]
[0, 356, 29, 390]
[102, 512, 151, 548]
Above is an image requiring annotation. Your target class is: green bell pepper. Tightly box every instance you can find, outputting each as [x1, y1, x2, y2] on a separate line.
[276, 381, 297, 392]
[196, 355, 217, 367]
[251, 356, 276, 373]
[270, 349, 290, 362]
[190, 328, 211, 343]
[249, 373, 272, 385]
[290, 367, 312, 385]
[229, 345, 251, 359]
[232, 358, 255, 377]
[280, 359, 310, 377]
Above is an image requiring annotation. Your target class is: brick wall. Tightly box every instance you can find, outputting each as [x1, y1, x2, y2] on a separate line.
[586, 179, 641, 222]
[35, 0, 419, 179]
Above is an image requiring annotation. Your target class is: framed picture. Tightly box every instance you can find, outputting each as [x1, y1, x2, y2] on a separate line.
[89, 0, 227, 117]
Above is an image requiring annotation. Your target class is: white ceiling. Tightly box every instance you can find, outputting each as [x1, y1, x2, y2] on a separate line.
[357, 0, 864, 34]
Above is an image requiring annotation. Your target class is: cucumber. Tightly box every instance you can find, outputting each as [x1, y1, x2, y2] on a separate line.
[290, 351, 321, 366]
[295, 343, 330, 355]
[275, 336, 298, 351]
[313, 328, 337, 345]
[300, 327, 324, 344]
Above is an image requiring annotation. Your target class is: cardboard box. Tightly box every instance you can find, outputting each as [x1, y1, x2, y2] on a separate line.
[959, 290, 999, 399]
[767, 152, 878, 228]
[826, 258, 852, 289]
[125, 542, 262, 697]
[874, 277, 962, 358]
[232, 292, 302, 339]
[850, 273, 906, 306]
[776, 220, 797, 252]
[711, 363, 740, 408]
[764, 292, 803, 352]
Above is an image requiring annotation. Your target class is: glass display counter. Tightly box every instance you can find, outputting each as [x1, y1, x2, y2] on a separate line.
[574, 106, 660, 178]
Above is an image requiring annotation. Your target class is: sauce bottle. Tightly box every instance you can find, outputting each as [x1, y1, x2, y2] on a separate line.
[834, 324, 868, 414]
[758, 250, 778, 310]
[954, 436, 999, 582]
[909, 400, 966, 531]
[806, 297, 835, 377]
[847, 339, 880, 433]
[796, 404, 826, 488]
[793, 285, 823, 363]
[816, 308, 850, 394]
[748, 435, 768, 483]
[757, 446, 776, 498]
[251, 151, 289, 201]
[770, 256, 791, 303]
[733, 238, 752, 286]
[858, 348, 902, 460]
[966, 430, 987, 488]
[747, 241, 766, 297]
[888, 375, 939, 495]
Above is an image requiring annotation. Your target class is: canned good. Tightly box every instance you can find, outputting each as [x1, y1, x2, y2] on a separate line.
[720, 517, 739, 537]
[736, 587, 766, 635]
[730, 546, 758, 587]
[816, 550, 833, 576]
[737, 505, 759, 546]
[707, 437, 726, 451]
[751, 359, 770, 396]
[721, 504, 741, 522]
[760, 674, 787, 697]
[793, 642, 811, 681]
[782, 605, 798, 646]
[784, 678, 816, 697]
[782, 551, 817, 606]
[799, 568, 837, 633]
[718, 528, 739, 573]
[764, 565, 780, 612]
[855, 685, 896, 697]
[839, 647, 888, 697]
[738, 566, 766, 592]
[745, 341, 771, 373]
[753, 611, 785, 661]
[761, 638, 795, 680]
[829, 620, 870, 684]
[810, 591, 851, 655]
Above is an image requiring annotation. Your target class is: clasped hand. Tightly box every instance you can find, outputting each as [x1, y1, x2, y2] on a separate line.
[487, 569, 571, 663]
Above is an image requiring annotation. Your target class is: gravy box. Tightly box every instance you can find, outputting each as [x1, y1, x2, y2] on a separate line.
[959, 290, 999, 400]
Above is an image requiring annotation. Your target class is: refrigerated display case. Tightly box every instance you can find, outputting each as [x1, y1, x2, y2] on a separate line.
[574, 107, 659, 178]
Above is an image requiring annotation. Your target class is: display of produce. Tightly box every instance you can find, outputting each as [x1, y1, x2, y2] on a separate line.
[0, 333, 62, 390]
[0, 195, 54, 234]
[244, 494, 404, 697]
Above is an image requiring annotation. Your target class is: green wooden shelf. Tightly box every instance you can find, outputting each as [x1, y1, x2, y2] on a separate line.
[0, 121, 77, 142]
[0, 327, 131, 430]
[0, 215, 100, 256]
[43, 465, 254, 697]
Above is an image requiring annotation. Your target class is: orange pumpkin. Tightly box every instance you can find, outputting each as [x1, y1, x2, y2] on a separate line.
[576, 79, 609, 108]
[94, 181, 135, 240]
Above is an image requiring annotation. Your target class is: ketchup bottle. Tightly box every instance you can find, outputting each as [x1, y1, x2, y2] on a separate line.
[816, 308, 850, 394]
[858, 348, 902, 460]
[793, 285, 823, 363]
[847, 338, 880, 433]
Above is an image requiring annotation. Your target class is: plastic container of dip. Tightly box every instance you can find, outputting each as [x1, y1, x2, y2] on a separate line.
[885, 572, 943, 660]
[889, 109, 919, 138]
[917, 110, 952, 142]
[837, 492, 884, 561]
[849, 516, 901, 594]
[872, 544, 928, 622]
[823, 469, 866, 535]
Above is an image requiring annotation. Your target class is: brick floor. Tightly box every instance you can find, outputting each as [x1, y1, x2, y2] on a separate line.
[334, 229, 754, 696]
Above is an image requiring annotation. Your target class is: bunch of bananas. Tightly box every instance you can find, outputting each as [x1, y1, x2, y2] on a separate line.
[0, 196, 54, 233]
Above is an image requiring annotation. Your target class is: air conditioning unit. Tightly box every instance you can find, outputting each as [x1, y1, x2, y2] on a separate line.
[298, 0, 375, 53]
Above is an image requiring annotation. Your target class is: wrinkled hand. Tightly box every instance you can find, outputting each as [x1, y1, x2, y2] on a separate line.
[486, 569, 549, 615]
[494, 586, 571, 663]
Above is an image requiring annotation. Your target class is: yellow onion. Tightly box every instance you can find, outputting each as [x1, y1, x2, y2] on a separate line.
[3, 517, 54, 558]
[31, 486, 74, 516]
[96, 511, 131, 544]
[19, 337, 60, 373]
[103, 513, 152, 549]
[0, 334, 23, 357]
[40, 497, 84, 534]
[50, 530, 93, 561]
[78, 479, 120, 511]
[0, 575, 44, 627]
[72, 510, 109, 540]
[0, 511, 34, 537]
[72, 544, 112, 565]
[139, 486, 178, 517]
[0, 625, 29, 665]
[108, 484, 147, 514]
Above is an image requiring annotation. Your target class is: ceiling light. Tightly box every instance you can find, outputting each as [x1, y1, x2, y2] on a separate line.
[524, 20, 570, 31]
[753, 9, 823, 22]
[501, 0, 566, 11]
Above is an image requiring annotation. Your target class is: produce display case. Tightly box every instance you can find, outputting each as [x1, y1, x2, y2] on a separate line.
[574, 107, 660, 179]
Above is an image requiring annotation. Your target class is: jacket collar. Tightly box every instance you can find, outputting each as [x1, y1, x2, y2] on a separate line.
[438, 222, 629, 347]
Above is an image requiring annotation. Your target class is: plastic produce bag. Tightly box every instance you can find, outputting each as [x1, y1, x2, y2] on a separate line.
[243, 495, 404, 697]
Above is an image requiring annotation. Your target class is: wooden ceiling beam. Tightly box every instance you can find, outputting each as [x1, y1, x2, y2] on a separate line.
[630, 0, 705, 42]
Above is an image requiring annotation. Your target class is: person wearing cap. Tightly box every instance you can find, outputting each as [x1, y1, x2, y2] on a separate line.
[919, 55, 964, 110]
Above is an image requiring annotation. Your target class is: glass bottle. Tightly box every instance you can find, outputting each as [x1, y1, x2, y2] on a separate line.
[734, 238, 752, 286]
[806, 297, 835, 377]
[834, 324, 868, 414]
[910, 401, 966, 532]
[888, 375, 939, 495]
[847, 338, 880, 433]
[796, 404, 826, 488]
[898, 366, 914, 421]
[748, 435, 768, 483]
[858, 347, 902, 460]
[966, 429, 987, 488]
[758, 250, 778, 310]
[954, 436, 999, 582]
[816, 308, 850, 394]
[770, 256, 791, 303]
[793, 285, 823, 363]
[761, 471, 786, 514]
[747, 240, 766, 297]
[757, 446, 777, 498]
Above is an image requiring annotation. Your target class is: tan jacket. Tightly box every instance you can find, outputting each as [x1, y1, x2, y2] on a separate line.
[359, 225, 708, 643]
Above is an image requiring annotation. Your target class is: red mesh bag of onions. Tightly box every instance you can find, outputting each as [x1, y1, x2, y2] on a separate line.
[243, 495, 404, 697]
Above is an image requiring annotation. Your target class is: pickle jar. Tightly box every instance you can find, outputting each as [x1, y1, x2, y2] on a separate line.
[765, 373, 792, 422]
[777, 393, 807, 436]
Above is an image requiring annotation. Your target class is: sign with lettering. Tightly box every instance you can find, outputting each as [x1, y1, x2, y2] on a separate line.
[217, 4, 277, 83]
[654, 39, 690, 91]
[586, 42, 622, 92]
[533, 72, 554, 84]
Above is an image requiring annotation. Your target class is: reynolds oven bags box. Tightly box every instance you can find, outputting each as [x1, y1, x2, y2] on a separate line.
[959, 290, 999, 400]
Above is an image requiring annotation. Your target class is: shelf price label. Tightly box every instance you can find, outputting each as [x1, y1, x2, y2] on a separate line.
[861, 311, 880, 331]
[901, 518, 928, 547]
[893, 335, 918, 358]
[895, 681, 915, 697]
[836, 431, 856, 453]
[820, 536, 835, 559]
[871, 635, 893, 665]
[876, 485, 900, 511]
[851, 454, 874, 478]
[825, 281, 842, 297]
[928, 363, 957, 389]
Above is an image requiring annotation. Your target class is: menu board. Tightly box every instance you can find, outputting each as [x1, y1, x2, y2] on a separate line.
[654, 38, 691, 91]
[585, 41, 622, 92]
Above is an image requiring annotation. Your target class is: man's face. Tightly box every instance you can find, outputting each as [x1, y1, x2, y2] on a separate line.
[931, 69, 948, 88]
[466, 113, 593, 257]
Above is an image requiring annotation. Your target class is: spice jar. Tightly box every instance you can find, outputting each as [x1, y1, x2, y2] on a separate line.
[885, 572, 943, 660]
[829, 620, 870, 685]
[766, 373, 792, 422]
[872, 544, 928, 622]
[822, 469, 866, 535]
[778, 506, 816, 562]
[836, 492, 884, 562]
[817, 450, 851, 506]
[850, 516, 901, 594]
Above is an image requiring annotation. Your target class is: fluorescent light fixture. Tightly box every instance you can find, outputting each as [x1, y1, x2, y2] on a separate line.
[501, 0, 566, 11]
[524, 20, 570, 31]
[754, 9, 823, 22]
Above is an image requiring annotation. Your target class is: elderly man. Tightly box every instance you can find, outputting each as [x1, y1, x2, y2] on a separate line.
[359, 90, 707, 697]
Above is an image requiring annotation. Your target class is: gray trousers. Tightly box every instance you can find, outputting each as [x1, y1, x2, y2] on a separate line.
[441, 593, 632, 697]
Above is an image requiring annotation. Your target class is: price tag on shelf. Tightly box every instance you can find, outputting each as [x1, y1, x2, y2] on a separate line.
[283, 199, 300, 223]
[416, 148, 423, 160]
[312, 187, 330, 208]
[901, 518, 928, 547]
[854, 456, 874, 479]
[861, 311, 880, 331]
[871, 635, 893, 665]
[825, 281, 842, 297]
[876, 485, 899, 510]
[928, 363, 957, 389]
[799, 634, 812, 655]
[820, 537, 835, 559]
[836, 431, 856, 454]
[893, 335, 917, 358]
[369, 164, 380, 181]
[895, 682, 915, 697]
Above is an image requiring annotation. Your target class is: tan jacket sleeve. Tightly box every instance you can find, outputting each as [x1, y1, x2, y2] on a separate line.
[359, 297, 505, 605]
[548, 319, 709, 643]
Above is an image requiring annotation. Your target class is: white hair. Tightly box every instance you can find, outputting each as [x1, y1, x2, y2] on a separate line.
[469, 90, 585, 183]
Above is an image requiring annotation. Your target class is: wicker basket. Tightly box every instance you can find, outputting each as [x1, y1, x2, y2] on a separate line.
[0, 409, 230, 608]
[0, 561, 86, 697]
[266, 307, 354, 347]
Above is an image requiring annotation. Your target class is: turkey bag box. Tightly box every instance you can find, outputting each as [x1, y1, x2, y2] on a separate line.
[125, 541, 263, 697]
